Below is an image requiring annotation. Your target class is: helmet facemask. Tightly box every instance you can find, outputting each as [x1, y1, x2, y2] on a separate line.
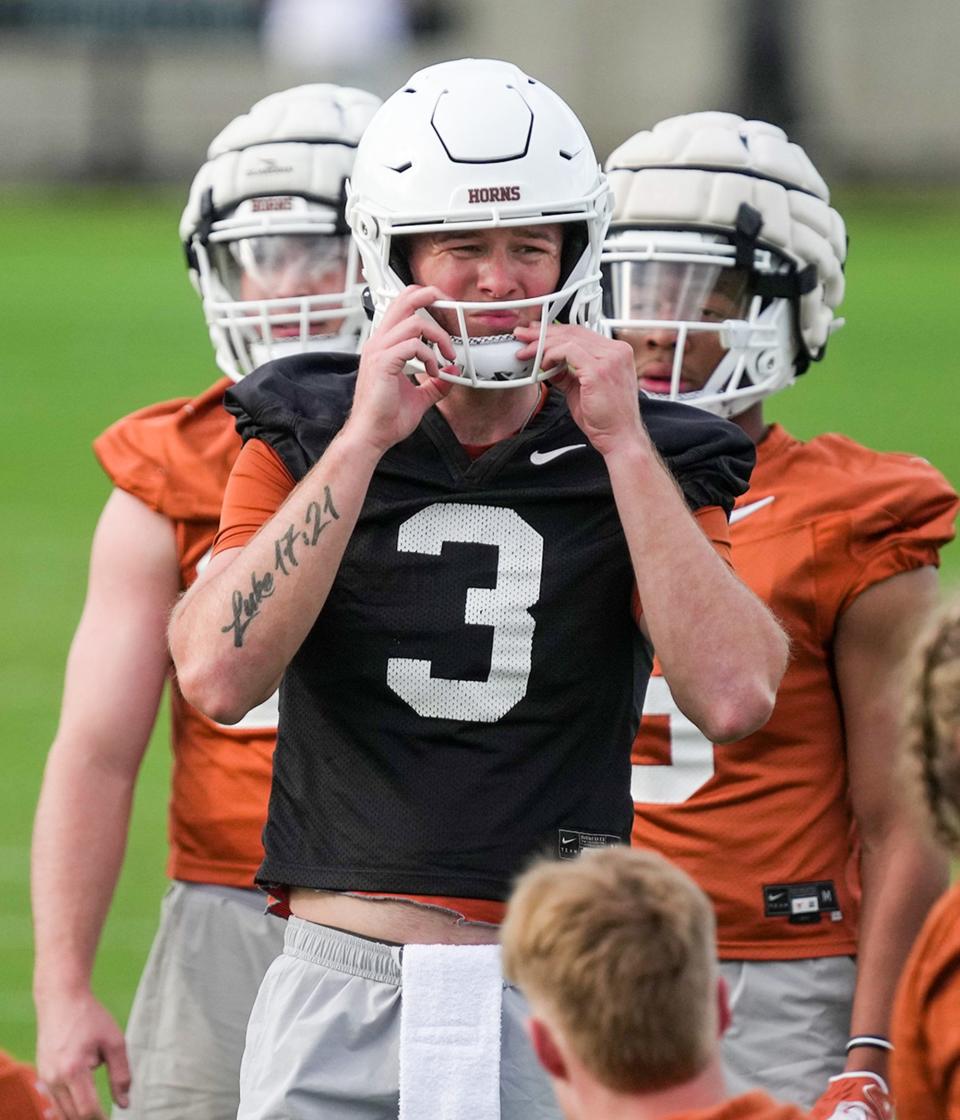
[602, 230, 798, 418]
[192, 197, 367, 381]
[366, 218, 602, 388]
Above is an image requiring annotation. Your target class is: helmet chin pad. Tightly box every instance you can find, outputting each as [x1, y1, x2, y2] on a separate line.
[446, 334, 534, 384]
[246, 331, 357, 374]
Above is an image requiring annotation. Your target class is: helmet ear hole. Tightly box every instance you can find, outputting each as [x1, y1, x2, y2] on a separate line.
[559, 222, 589, 285]
[389, 241, 414, 286]
[555, 222, 590, 324]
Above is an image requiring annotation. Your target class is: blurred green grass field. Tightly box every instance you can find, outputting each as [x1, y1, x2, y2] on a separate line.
[0, 188, 957, 1091]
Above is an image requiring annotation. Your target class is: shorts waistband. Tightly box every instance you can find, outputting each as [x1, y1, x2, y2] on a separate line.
[284, 916, 403, 985]
[176, 880, 267, 912]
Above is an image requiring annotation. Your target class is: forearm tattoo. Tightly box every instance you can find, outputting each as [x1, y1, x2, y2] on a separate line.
[221, 487, 340, 648]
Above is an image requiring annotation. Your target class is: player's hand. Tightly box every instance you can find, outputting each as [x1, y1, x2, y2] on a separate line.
[346, 284, 456, 454]
[35, 990, 130, 1120]
[809, 1072, 893, 1120]
[514, 324, 645, 457]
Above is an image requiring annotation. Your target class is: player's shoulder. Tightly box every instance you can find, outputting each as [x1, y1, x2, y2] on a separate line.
[640, 394, 754, 458]
[224, 352, 359, 481]
[226, 352, 359, 427]
[226, 351, 358, 434]
[94, 375, 239, 518]
[805, 430, 950, 488]
[97, 375, 229, 449]
[760, 425, 957, 518]
[639, 394, 756, 513]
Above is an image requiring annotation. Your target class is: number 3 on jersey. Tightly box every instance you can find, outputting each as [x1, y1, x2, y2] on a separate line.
[387, 503, 544, 723]
[631, 676, 715, 804]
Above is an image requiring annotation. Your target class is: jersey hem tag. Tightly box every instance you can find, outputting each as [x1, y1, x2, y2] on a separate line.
[763, 880, 841, 924]
[557, 829, 623, 860]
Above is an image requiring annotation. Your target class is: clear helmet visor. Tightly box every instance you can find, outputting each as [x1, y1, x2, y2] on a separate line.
[195, 197, 368, 380]
[213, 233, 352, 303]
[604, 257, 750, 325]
[600, 233, 795, 417]
[603, 257, 754, 395]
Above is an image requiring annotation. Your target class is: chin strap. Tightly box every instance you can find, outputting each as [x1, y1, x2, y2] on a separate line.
[734, 202, 818, 301]
[185, 186, 219, 272]
[361, 286, 376, 322]
[733, 201, 817, 375]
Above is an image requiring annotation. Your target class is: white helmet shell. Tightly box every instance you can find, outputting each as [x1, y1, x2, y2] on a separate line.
[346, 58, 613, 388]
[603, 112, 846, 415]
[181, 83, 382, 380]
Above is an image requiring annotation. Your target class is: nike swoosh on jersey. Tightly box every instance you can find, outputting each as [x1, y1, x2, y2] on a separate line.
[729, 495, 776, 524]
[530, 444, 587, 466]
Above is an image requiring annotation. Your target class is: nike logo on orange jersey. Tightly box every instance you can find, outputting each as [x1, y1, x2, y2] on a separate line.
[530, 444, 587, 466]
[730, 495, 776, 524]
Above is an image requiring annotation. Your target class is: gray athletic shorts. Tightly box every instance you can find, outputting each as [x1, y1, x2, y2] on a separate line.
[238, 917, 560, 1120]
[113, 880, 286, 1120]
[720, 955, 856, 1108]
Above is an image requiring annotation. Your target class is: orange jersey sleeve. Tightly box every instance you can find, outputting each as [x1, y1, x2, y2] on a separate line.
[213, 438, 295, 555]
[93, 382, 278, 888]
[695, 504, 733, 568]
[632, 425, 958, 959]
[94, 377, 240, 524]
[891, 882, 960, 1120]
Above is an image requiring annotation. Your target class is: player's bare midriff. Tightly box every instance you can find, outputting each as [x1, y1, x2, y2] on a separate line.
[289, 888, 501, 944]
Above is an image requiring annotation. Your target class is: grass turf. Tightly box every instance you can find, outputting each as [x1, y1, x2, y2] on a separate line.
[0, 188, 957, 1100]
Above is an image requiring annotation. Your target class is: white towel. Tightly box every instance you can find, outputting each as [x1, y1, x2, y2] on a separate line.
[399, 943, 503, 1120]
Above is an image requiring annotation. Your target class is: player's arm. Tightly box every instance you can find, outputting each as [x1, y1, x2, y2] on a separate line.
[169, 284, 455, 724]
[604, 443, 786, 743]
[168, 429, 378, 726]
[31, 488, 181, 1120]
[830, 567, 948, 1085]
[517, 323, 787, 743]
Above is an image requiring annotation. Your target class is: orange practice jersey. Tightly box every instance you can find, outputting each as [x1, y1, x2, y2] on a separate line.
[665, 1089, 806, 1120]
[632, 424, 958, 958]
[890, 881, 960, 1118]
[93, 378, 276, 887]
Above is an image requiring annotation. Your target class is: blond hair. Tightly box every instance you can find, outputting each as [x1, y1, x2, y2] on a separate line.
[904, 593, 960, 848]
[501, 846, 717, 1093]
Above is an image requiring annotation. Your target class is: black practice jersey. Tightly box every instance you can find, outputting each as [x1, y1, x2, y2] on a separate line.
[226, 356, 754, 900]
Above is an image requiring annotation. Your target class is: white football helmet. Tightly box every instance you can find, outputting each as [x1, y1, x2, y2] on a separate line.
[181, 83, 382, 381]
[346, 58, 613, 388]
[602, 112, 847, 417]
